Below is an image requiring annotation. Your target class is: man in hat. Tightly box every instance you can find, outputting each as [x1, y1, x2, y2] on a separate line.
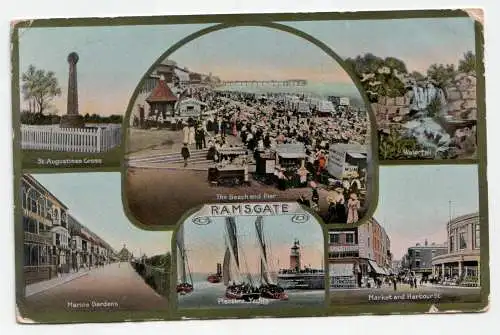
[181, 143, 190, 167]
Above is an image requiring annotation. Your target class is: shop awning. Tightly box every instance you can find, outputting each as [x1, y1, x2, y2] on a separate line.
[278, 153, 308, 159]
[347, 152, 367, 159]
[368, 260, 387, 275]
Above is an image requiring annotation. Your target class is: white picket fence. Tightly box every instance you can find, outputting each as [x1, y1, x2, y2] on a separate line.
[21, 124, 122, 153]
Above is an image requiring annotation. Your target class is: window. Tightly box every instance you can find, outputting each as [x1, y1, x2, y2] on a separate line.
[55, 233, 61, 246]
[415, 250, 420, 258]
[345, 233, 355, 244]
[474, 224, 480, 249]
[329, 233, 340, 244]
[28, 190, 38, 214]
[21, 187, 27, 209]
[367, 237, 370, 248]
[459, 231, 467, 249]
[450, 236, 455, 252]
[415, 260, 420, 268]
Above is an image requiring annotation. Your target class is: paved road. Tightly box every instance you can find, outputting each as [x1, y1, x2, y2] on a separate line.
[330, 283, 481, 304]
[24, 262, 169, 313]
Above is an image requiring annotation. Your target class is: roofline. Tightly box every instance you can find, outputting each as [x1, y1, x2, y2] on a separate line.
[22, 174, 69, 210]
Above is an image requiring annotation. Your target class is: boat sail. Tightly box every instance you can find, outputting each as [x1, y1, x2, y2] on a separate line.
[255, 216, 274, 285]
[223, 217, 260, 301]
[222, 247, 231, 286]
[176, 224, 193, 294]
[255, 216, 288, 300]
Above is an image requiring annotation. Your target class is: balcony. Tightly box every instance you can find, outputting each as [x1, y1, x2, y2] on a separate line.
[329, 245, 360, 253]
[24, 231, 52, 245]
[23, 209, 52, 227]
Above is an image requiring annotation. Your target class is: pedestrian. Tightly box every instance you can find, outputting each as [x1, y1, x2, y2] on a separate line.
[181, 143, 190, 167]
[393, 277, 397, 291]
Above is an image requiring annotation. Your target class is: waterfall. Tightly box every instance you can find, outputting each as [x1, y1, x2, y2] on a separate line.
[400, 81, 451, 156]
[410, 82, 447, 114]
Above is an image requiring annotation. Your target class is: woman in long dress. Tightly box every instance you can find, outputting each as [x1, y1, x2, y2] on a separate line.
[188, 125, 196, 147]
[182, 124, 189, 144]
[346, 193, 361, 224]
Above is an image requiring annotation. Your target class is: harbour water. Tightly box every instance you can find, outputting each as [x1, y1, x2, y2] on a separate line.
[178, 279, 325, 309]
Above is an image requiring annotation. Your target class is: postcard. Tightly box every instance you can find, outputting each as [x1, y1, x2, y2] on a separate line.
[12, 9, 489, 324]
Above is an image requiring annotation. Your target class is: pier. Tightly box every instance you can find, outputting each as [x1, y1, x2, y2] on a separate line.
[221, 79, 307, 87]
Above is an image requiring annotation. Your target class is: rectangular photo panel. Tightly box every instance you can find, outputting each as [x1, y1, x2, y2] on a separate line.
[328, 165, 483, 308]
[174, 208, 325, 311]
[17, 173, 171, 322]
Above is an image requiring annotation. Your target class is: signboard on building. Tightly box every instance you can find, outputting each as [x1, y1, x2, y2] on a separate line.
[339, 97, 350, 106]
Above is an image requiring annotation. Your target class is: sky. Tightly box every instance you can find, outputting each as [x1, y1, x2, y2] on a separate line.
[17, 17, 475, 116]
[31, 172, 171, 257]
[180, 214, 324, 275]
[374, 165, 479, 261]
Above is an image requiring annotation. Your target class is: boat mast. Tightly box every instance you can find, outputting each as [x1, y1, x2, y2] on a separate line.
[177, 224, 187, 283]
[225, 217, 242, 283]
[255, 216, 273, 285]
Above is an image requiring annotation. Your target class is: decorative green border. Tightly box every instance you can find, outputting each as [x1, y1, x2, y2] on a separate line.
[11, 9, 489, 323]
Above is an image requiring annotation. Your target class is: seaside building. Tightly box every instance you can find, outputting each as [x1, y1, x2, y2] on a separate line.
[326, 143, 367, 180]
[401, 240, 447, 277]
[431, 212, 480, 285]
[328, 218, 392, 288]
[21, 175, 117, 285]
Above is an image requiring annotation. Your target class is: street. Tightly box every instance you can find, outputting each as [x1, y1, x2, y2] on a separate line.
[23, 262, 169, 313]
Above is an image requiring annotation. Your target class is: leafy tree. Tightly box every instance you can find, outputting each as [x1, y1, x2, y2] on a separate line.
[384, 57, 408, 74]
[458, 51, 476, 73]
[21, 65, 62, 115]
[426, 63, 456, 88]
[410, 71, 426, 82]
[379, 130, 421, 160]
[345, 54, 409, 103]
[427, 95, 443, 118]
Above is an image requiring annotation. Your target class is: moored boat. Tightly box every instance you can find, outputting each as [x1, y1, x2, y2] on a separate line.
[207, 263, 223, 283]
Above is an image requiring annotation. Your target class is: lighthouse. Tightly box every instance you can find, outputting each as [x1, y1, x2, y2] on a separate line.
[289, 239, 301, 272]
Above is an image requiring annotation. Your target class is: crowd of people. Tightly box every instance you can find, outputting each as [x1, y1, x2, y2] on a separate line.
[145, 85, 370, 224]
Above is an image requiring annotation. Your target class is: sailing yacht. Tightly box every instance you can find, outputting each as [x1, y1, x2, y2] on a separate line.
[223, 217, 261, 301]
[255, 216, 288, 300]
[176, 225, 194, 295]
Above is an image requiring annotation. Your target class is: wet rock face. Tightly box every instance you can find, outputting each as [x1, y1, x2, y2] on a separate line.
[444, 73, 477, 121]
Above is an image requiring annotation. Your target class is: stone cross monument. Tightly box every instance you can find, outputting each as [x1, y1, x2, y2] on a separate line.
[60, 52, 85, 128]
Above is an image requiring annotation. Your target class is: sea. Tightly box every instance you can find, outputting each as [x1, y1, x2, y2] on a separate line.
[215, 82, 364, 107]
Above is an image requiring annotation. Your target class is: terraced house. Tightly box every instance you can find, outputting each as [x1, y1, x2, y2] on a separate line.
[21, 174, 118, 285]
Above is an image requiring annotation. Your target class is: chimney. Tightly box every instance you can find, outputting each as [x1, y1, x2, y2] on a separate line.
[425, 239, 428, 246]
